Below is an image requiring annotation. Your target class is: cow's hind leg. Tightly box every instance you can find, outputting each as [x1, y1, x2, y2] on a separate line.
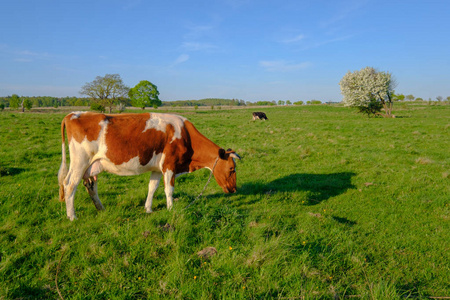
[83, 177, 105, 211]
[145, 172, 162, 213]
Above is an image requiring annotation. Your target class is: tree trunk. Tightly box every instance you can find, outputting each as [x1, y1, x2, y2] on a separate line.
[378, 93, 394, 118]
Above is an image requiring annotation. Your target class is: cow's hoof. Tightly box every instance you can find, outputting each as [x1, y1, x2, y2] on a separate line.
[67, 215, 77, 221]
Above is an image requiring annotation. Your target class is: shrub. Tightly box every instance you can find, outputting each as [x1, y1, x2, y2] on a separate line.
[357, 100, 383, 117]
[90, 102, 105, 112]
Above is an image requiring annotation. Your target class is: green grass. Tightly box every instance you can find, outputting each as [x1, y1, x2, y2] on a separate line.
[0, 104, 449, 299]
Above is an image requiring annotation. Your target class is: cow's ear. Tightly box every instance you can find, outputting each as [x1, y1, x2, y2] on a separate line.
[219, 148, 227, 160]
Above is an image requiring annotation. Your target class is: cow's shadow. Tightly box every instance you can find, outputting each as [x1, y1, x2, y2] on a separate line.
[232, 172, 356, 205]
[0, 167, 26, 177]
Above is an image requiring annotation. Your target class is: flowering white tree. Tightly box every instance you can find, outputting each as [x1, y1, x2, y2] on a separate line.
[339, 67, 397, 117]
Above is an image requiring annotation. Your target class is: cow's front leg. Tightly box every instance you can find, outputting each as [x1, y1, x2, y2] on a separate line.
[145, 172, 162, 213]
[163, 170, 175, 210]
[83, 177, 104, 211]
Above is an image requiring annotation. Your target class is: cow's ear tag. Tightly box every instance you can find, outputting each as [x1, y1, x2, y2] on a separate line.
[219, 148, 226, 159]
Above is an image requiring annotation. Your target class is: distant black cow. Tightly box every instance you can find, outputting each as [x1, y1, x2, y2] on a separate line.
[252, 112, 268, 121]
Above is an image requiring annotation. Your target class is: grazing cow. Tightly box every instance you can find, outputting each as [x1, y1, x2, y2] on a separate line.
[252, 112, 268, 120]
[58, 112, 240, 220]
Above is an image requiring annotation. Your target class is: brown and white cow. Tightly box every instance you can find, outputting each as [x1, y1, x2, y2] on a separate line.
[58, 112, 240, 220]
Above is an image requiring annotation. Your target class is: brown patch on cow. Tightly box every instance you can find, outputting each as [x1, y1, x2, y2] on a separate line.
[161, 122, 193, 174]
[65, 112, 105, 143]
[183, 120, 218, 172]
[104, 114, 167, 165]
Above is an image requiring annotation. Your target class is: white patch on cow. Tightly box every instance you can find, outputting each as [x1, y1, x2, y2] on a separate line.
[159, 153, 165, 170]
[67, 119, 108, 174]
[100, 152, 164, 176]
[70, 111, 87, 120]
[143, 113, 187, 143]
[95, 119, 109, 157]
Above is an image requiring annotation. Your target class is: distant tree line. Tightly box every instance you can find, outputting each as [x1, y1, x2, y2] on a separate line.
[3, 72, 448, 113]
[165, 98, 246, 107]
[1, 92, 447, 113]
[0, 95, 92, 110]
[0, 95, 323, 111]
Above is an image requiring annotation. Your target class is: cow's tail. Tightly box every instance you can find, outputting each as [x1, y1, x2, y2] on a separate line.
[58, 118, 68, 202]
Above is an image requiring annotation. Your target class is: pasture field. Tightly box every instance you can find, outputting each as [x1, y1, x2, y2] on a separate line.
[0, 104, 449, 299]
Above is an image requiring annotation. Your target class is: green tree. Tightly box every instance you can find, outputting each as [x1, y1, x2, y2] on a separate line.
[9, 94, 20, 110]
[392, 92, 405, 101]
[80, 74, 129, 113]
[128, 80, 161, 110]
[405, 94, 415, 101]
[23, 98, 33, 111]
[339, 67, 397, 118]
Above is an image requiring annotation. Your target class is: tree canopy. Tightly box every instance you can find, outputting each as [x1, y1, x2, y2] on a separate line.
[128, 80, 161, 109]
[80, 74, 129, 113]
[339, 67, 397, 117]
[9, 94, 20, 109]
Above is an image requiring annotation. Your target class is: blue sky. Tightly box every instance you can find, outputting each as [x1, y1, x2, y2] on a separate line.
[1, 0, 449, 102]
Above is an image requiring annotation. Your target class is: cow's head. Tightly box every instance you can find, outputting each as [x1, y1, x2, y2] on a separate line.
[214, 148, 241, 193]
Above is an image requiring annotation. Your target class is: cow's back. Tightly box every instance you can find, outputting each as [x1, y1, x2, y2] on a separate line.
[64, 112, 191, 175]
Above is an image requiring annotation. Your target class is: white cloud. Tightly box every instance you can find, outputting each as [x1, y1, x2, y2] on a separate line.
[282, 34, 305, 44]
[183, 25, 215, 40]
[182, 42, 217, 51]
[14, 58, 32, 63]
[259, 60, 311, 72]
[320, 0, 368, 28]
[172, 54, 190, 66]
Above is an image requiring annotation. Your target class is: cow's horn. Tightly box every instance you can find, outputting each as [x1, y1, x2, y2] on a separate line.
[230, 153, 241, 160]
